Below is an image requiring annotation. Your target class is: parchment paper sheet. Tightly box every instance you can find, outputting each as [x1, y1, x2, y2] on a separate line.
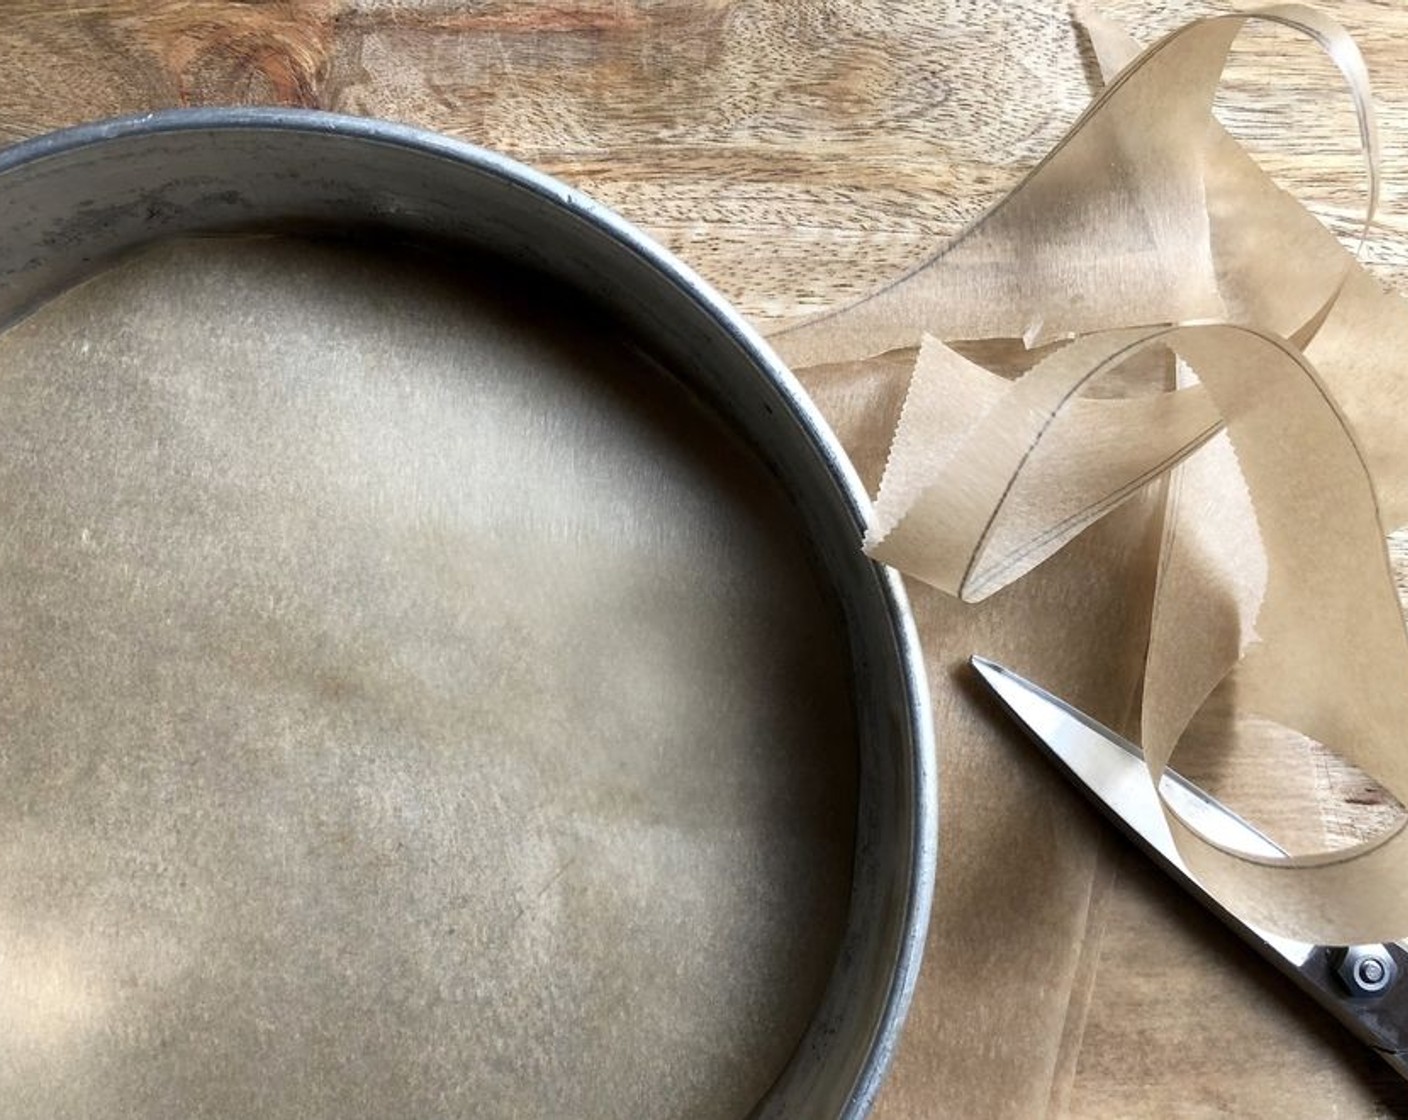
[779, 0, 1408, 946]
[803, 353, 1162, 1117]
[806, 353, 1405, 1117]
[783, 3, 1408, 1112]
[0, 237, 857, 1120]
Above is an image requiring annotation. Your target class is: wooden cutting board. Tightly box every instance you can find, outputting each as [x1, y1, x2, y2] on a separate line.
[3, 1, 1408, 1115]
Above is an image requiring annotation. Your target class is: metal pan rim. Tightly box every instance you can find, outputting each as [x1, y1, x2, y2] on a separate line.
[0, 108, 936, 1119]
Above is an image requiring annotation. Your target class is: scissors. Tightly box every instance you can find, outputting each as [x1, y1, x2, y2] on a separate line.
[970, 655, 1408, 1079]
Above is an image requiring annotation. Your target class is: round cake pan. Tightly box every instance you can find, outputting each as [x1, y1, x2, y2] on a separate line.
[0, 109, 935, 1119]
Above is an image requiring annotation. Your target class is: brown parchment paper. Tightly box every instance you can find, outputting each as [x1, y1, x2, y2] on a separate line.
[0, 237, 857, 1120]
[766, 14, 1235, 365]
[801, 354, 1163, 1118]
[781, 2, 1408, 946]
[770, 6, 1408, 1112]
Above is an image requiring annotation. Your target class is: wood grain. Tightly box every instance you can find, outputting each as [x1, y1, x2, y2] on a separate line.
[4, 1, 1408, 1116]
[5, 1, 1405, 315]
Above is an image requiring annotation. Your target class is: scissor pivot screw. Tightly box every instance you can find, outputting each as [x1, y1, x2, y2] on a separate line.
[1334, 945, 1397, 997]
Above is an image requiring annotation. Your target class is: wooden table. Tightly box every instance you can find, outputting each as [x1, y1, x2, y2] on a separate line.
[4, 1, 1408, 1115]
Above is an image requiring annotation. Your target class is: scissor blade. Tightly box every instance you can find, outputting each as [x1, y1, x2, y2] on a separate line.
[969, 655, 1309, 964]
[970, 654, 1408, 1074]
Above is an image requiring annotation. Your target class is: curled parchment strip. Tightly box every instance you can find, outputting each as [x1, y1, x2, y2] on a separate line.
[775, 5, 1408, 942]
[866, 332, 1221, 601]
[768, 15, 1235, 363]
[1081, 4, 1408, 528]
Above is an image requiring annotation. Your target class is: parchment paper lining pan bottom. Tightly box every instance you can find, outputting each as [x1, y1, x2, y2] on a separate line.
[0, 109, 936, 1120]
